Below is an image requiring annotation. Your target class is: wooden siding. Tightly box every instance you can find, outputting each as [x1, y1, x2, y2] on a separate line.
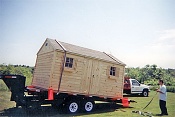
[32, 52, 54, 89]
[59, 54, 84, 93]
[50, 51, 64, 90]
[58, 53, 125, 98]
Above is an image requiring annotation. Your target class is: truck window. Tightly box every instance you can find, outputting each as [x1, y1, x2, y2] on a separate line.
[131, 80, 140, 86]
[110, 67, 116, 76]
[124, 79, 129, 84]
[65, 57, 73, 68]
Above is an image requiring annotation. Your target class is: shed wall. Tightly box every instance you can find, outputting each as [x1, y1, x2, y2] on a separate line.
[32, 52, 54, 89]
[50, 51, 64, 90]
[58, 53, 124, 98]
[32, 39, 56, 89]
[59, 54, 84, 93]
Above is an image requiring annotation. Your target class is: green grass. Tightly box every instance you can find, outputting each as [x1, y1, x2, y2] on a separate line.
[120, 91, 175, 117]
[0, 91, 175, 117]
[0, 91, 15, 110]
[0, 80, 9, 91]
[79, 91, 175, 117]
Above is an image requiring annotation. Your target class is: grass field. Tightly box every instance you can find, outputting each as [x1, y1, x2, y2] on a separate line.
[0, 91, 175, 117]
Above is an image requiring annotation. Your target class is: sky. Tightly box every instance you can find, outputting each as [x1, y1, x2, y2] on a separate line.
[0, 0, 175, 68]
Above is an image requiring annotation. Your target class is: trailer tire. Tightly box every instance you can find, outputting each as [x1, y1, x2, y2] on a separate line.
[142, 90, 148, 97]
[65, 100, 80, 113]
[81, 100, 95, 112]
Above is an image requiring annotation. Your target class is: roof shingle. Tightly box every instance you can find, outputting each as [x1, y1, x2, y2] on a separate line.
[47, 38, 125, 65]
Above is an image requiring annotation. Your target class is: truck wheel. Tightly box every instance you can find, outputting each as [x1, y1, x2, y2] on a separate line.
[66, 100, 80, 113]
[81, 100, 95, 112]
[142, 90, 148, 97]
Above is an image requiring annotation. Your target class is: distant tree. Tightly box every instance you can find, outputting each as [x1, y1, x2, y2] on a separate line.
[125, 64, 175, 86]
[0, 64, 34, 85]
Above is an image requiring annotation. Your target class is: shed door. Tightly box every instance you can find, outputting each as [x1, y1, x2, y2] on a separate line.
[82, 59, 100, 94]
[81, 59, 100, 95]
[88, 60, 100, 95]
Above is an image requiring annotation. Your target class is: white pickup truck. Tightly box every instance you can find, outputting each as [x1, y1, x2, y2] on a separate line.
[123, 77, 150, 97]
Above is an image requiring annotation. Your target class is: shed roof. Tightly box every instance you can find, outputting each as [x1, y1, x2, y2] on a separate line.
[46, 38, 125, 66]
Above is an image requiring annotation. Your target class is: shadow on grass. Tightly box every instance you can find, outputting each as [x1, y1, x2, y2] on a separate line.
[123, 94, 144, 97]
[0, 102, 133, 117]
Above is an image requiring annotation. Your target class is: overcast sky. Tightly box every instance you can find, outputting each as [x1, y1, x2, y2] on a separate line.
[0, 0, 175, 68]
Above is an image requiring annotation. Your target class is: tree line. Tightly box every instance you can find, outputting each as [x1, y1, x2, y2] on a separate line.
[0, 64, 34, 86]
[125, 64, 175, 86]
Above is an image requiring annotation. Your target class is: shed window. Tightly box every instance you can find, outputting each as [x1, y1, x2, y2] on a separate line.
[65, 57, 73, 68]
[45, 43, 48, 46]
[110, 67, 116, 76]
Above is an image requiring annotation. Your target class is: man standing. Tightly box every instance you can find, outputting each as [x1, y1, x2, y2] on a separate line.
[157, 79, 168, 116]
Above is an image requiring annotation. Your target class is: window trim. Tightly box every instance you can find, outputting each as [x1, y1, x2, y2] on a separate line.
[108, 66, 120, 80]
[65, 57, 74, 68]
[110, 66, 116, 76]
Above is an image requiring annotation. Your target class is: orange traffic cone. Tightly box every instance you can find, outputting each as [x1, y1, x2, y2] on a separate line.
[122, 98, 129, 107]
[48, 88, 54, 100]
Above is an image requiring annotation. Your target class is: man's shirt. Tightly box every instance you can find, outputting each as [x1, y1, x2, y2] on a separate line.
[159, 85, 167, 101]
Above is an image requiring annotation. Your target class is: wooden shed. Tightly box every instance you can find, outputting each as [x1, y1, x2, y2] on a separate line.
[32, 38, 126, 99]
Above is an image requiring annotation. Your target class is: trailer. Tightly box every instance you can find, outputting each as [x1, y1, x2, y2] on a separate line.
[0, 38, 132, 113]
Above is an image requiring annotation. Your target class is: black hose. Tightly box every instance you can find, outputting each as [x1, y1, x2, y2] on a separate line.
[142, 92, 158, 110]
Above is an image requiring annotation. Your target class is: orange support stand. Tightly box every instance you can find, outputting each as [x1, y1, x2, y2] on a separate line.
[48, 88, 54, 100]
[27, 85, 34, 88]
[122, 98, 129, 107]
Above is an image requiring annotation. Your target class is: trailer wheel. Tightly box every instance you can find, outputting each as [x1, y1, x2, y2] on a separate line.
[142, 90, 148, 97]
[81, 100, 95, 112]
[66, 100, 80, 113]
